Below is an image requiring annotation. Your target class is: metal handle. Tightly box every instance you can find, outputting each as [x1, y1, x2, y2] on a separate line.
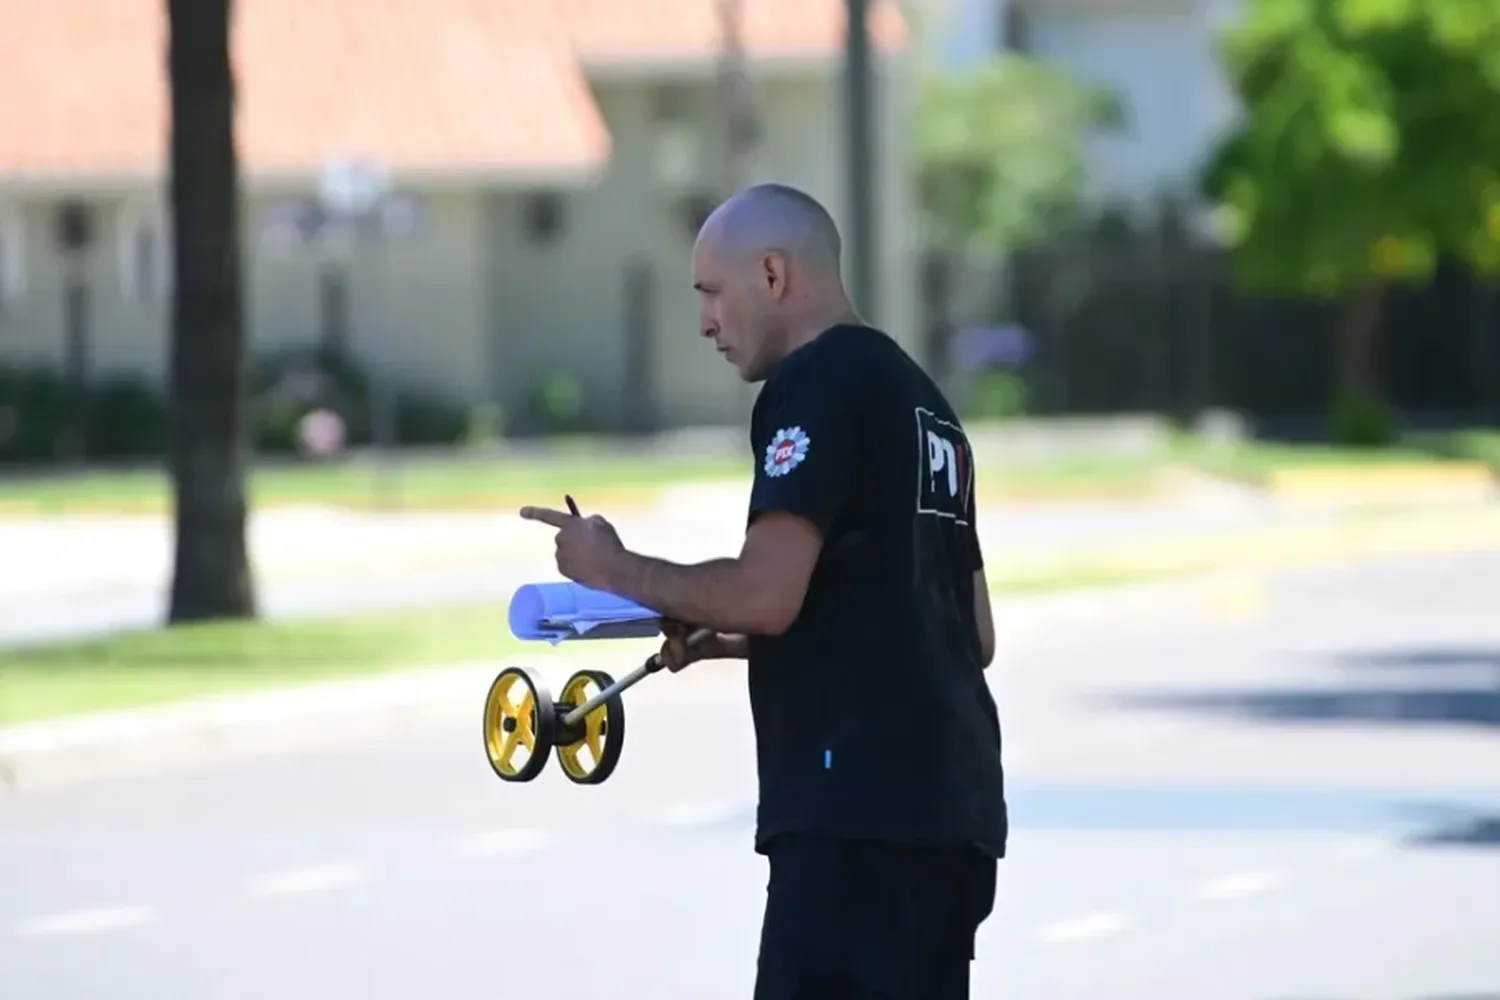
[561, 628, 716, 726]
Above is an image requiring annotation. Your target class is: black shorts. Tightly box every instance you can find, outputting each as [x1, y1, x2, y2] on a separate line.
[753, 834, 998, 1000]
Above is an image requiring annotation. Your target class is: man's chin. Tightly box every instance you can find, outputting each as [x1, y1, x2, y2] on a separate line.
[720, 351, 769, 383]
[736, 367, 768, 384]
[722, 357, 753, 382]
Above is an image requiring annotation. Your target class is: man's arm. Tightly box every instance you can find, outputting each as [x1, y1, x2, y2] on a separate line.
[963, 442, 994, 668]
[608, 352, 852, 638]
[710, 634, 751, 659]
[660, 623, 750, 668]
[605, 511, 824, 637]
[973, 568, 995, 668]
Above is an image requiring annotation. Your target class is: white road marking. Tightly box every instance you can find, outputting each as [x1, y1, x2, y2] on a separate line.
[1033, 911, 1132, 943]
[653, 800, 741, 828]
[1196, 870, 1282, 900]
[15, 905, 159, 938]
[451, 827, 554, 858]
[245, 863, 367, 898]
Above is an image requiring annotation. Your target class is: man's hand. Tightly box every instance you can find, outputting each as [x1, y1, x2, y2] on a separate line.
[659, 620, 748, 672]
[519, 505, 626, 591]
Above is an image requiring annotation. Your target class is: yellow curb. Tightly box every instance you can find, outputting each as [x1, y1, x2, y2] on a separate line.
[994, 510, 1500, 585]
[977, 482, 1170, 503]
[1266, 461, 1495, 500]
[1202, 575, 1271, 618]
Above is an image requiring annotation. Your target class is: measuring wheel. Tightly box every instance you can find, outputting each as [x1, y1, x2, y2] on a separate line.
[482, 667, 556, 783]
[553, 669, 626, 785]
[482, 628, 710, 787]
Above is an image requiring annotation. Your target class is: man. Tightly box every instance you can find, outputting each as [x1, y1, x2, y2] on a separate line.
[520, 182, 1005, 1000]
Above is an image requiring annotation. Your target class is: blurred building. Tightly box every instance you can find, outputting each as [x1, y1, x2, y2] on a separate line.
[0, 0, 918, 431]
[923, 0, 1241, 207]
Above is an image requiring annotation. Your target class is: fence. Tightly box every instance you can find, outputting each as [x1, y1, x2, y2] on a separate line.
[923, 241, 1500, 436]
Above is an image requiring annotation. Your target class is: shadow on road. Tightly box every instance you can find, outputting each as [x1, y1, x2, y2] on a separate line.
[1107, 685, 1500, 728]
[1324, 646, 1500, 671]
[1102, 644, 1500, 729]
[1406, 813, 1500, 849]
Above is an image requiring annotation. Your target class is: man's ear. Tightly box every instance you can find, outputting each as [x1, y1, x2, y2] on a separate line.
[761, 253, 788, 299]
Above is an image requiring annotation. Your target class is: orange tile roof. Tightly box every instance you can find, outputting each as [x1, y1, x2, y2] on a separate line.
[0, 0, 165, 176]
[0, 0, 906, 180]
[564, 0, 907, 64]
[237, 0, 610, 176]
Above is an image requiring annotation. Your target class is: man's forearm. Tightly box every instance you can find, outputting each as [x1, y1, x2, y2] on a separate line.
[713, 633, 751, 659]
[606, 551, 770, 636]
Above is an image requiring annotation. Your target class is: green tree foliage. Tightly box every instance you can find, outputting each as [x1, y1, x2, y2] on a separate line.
[1202, 0, 1500, 435]
[914, 55, 1122, 252]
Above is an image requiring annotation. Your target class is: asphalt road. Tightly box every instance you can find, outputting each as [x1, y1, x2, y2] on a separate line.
[5, 553, 1500, 999]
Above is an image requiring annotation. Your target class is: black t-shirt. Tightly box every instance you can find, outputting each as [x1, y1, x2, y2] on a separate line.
[744, 323, 1008, 859]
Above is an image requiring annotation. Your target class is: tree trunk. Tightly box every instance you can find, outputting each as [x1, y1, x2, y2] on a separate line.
[717, 0, 761, 424]
[716, 0, 753, 195]
[166, 0, 257, 624]
[1337, 280, 1384, 401]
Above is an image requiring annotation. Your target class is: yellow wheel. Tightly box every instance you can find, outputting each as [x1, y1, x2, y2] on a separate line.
[554, 670, 625, 786]
[483, 667, 556, 783]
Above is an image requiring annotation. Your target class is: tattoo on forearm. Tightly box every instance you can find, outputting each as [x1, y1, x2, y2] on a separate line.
[612, 553, 759, 634]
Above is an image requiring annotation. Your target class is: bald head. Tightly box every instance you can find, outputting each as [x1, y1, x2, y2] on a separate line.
[696, 183, 844, 277]
[690, 183, 859, 383]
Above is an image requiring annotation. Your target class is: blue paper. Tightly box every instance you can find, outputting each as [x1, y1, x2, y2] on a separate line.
[507, 581, 664, 645]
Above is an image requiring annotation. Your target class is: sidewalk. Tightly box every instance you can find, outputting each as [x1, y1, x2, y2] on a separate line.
[4, 486, 1492, 602]
[0, 506, 545, 599]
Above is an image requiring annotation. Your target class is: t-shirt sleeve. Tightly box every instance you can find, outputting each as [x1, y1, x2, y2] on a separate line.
[746, 361, 857, 538]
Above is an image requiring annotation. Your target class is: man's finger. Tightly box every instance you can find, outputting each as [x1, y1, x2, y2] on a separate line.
[519, 506, 571, 528]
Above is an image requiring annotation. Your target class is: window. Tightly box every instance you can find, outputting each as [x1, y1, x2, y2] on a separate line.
[681, 191, 717, 238]
[0, 206, 24, 311]
[118, 201, 172, 303]
[319, 266, 350, 356]
[523, 192, 565, 245]
[652, 83, 693, 125]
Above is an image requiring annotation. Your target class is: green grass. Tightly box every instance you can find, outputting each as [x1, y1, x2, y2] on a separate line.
[1170, 433, 1497, 486]
[969, 429, 1500, 498]
[1176, 440, 1436, 483]
[0, 603, 528, 726]
[975, 455, 1169, 499]
[2, 428, 1497, 518]
[0, 449, 745, 516]
[1424, 429, 1500, 469]
[0, 446, 1177, 515]
[0, 563, 1203, 727]
[977, 436, 1485, 497]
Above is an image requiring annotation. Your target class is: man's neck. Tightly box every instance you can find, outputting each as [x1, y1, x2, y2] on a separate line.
[785, 304, 864, 353]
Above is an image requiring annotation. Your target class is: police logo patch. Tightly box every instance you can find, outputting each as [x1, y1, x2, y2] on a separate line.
[763, 426, 810, 478]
